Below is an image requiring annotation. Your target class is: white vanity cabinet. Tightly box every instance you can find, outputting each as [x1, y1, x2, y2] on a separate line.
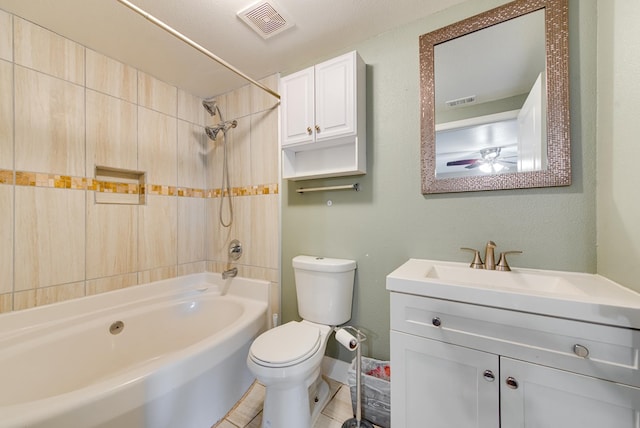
[280, 51, 366, 180]
[389, 292, 640, 427]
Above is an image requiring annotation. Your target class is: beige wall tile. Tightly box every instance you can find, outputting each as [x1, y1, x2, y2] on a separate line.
[138, 194, 177, 271]
[14, 66, 85, 176]
[251, 74, 280, 114]
[14, 17, 84, 85]
[206, 127, 224, 190]
[0, 293, 12, 313]
[0, 60, 12, 170]
[0, 11, 12, 62]
[138, 72, 177, 116]
[205, 197, 236, 262]
[13, 281, 85, 310]
[86, 273, 138, 296]
[177, 120, 205, 189]
[178, 261, 206, 276]
[250, 194, 279, 269]
[86, 49, 137, 103]
[0, 185, 13, 294]
[178, 197, 205, 264]
[178, 89, 205, 126]
[228, 115, 252, 188]
[86, 195, 138, 279]
[14, 187, 86, 291]
[138, 266, 177, 284]
[138, 107, 177, 185]
[86, 90, 138, 172]
[251, 108, 280, 185]
[225, 84, 251, 120]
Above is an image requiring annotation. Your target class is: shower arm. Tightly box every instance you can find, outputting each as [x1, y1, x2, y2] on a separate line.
[115, 0, 280, 100]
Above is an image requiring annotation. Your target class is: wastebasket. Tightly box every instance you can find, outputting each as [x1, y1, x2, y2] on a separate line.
[347, 357, 391, 428]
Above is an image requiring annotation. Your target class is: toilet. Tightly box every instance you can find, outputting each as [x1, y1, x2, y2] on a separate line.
[247, 255, 356, 428]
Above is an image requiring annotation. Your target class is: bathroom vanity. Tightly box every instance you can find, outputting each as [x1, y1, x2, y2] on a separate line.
[387, 259, 640, 427]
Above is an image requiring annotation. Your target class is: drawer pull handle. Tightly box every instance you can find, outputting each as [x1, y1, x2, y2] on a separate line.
[505, 377, 519, 389]
[432, 317, 442, 327]
[483, 370, 495, 382]
[573, 344, 590, 358]
[307, 127, 313, 135]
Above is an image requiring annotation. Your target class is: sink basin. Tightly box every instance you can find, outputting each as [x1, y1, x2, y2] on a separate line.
[425, 264, 586, 296]
[387, 259, 640, 329]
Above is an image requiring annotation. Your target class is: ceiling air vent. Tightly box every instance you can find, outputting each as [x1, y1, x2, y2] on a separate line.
[237, 0, 294, 39]
[445, 95, 477, 108]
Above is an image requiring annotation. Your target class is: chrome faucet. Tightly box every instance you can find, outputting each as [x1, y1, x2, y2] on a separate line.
[222, 267, 238, 279]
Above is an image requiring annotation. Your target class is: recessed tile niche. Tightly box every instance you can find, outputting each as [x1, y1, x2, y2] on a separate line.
[95, 166, 145, 205]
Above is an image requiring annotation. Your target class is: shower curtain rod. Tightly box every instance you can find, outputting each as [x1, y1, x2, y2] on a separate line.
[115, 0, 280, 100]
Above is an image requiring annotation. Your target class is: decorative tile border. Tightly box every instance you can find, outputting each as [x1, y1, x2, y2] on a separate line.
[0, 169, 278, 198]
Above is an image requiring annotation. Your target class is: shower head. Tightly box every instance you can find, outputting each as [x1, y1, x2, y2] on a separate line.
[202, 98, 219, 117]
[205, 120, 237, 140]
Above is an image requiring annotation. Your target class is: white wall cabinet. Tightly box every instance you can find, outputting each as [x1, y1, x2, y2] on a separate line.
[280, 51, 366, 180]
[389, 292, 640, 427]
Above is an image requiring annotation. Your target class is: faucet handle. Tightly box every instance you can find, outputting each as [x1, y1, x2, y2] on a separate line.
[461, 247, 485, 269]
[496, 251, 523, 271]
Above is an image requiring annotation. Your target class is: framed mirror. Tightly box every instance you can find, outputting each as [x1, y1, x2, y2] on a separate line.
[420, 0, 570, 194]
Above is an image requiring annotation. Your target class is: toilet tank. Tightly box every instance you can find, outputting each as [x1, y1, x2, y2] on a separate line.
[293, 255, 356, 325]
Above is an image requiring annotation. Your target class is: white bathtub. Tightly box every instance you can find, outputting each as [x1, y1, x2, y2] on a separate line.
[0, 273, 270, 428]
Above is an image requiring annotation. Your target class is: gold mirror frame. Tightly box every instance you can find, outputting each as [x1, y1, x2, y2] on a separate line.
[420, 0, 570, 194]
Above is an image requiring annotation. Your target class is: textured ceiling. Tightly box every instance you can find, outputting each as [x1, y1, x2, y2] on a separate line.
[0, 0, 467, 98]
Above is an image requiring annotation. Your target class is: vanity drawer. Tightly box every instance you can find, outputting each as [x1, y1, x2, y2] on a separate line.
[390, 293, 640, 387]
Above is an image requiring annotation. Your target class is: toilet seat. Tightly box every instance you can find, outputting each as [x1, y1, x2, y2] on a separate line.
[250, 322, 322, 368]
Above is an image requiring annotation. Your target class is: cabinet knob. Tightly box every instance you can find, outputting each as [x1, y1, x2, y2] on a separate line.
[306, 127, 312, 135]
[505, 377, 519, 389]
[573, 344, 590, 358]
[315, 125, 321, 133]
[483, 370, 495, 382]
[432, 317, 441, 327]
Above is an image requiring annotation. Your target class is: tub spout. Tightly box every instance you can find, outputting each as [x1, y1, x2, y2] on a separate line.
[222, 267, 238, 279]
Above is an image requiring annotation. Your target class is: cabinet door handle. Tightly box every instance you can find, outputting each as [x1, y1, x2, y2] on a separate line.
[306, 127, 312, 135]
[573, 344, 590, 358]
[315, 125, 321, 133]
[432, 317, 441, 327]
[505, 377, 519, 389]
[483, 370, 495, 382]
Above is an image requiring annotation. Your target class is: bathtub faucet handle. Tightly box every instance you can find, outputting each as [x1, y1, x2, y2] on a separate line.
[229, 239, 243, 261]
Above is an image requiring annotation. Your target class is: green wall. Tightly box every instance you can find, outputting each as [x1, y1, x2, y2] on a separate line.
[282, 0, 597, 361]
[596, 0, 640, 290]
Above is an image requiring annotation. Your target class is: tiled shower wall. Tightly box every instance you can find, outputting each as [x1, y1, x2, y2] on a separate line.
[0, 10, 280, 314]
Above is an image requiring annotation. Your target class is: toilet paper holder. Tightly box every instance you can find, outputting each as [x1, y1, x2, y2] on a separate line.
[334, 326, 374, 428]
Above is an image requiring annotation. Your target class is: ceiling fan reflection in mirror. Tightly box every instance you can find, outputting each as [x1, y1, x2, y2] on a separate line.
[446, 147, 517, 174]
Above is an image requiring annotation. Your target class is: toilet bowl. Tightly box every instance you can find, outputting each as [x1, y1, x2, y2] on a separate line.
[246, 255, 356, 428]
[247, 321, 332, 427]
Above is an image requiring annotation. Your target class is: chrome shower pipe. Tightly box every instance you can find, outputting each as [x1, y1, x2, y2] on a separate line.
[115, 0, 280, 100]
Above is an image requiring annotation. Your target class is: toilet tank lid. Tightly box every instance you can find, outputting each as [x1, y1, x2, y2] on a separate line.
[293, 255, 356, 273]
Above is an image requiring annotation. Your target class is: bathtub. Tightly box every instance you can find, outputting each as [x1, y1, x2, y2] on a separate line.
[0, 273, 270, 428]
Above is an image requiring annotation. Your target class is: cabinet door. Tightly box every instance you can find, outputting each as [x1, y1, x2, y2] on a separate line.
[314, 52, 356, 141]
[280, 66, 315, 146]
[501, 357, 640, 428]
[390, 331, 499, 428]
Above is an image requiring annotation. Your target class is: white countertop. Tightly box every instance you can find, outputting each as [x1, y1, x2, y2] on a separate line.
[386, 259, 640, 329]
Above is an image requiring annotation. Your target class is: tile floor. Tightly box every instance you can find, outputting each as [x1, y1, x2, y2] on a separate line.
[213, 377, 381, 428]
